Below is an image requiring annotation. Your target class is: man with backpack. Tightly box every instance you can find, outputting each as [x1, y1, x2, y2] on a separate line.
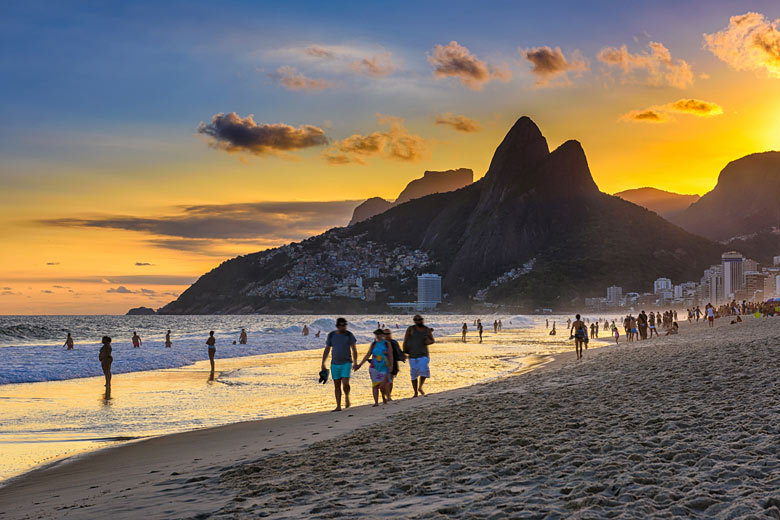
[403, 315, 435, 397]
[321, 317, 358, 412]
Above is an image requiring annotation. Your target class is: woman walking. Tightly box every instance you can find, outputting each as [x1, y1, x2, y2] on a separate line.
[356, 329, 394, 406]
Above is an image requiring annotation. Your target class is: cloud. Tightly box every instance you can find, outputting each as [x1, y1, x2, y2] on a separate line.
[427, 41, 510, 90]
[197, 112, 328, 156]
[704, 12, 780, 78]
[135, 262, 154, 266]
[107, 286, 134, 294]
[323, 114, 428, 164]
[268, 65, 332, 91]
[434, 113, 481, 132]
[621, 98, 723, 123]
[597, 41, 694, 88]
[46, 262, 59, 266]
[140, 288, 156, 295]
[666, 98, 723, 116]
[521, 46, 589, 86]
[350, 51, 395, 77]
[620, 109, 669, 123]
[304, 45, 335, 59]
[41, 289, 53, 294]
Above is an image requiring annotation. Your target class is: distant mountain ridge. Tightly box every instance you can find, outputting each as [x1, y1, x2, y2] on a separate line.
[348, 168, 473, 225]
[160, 116, 722, 314]
[615, 187, 699, 219]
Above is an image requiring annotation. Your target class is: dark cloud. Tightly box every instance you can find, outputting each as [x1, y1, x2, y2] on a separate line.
[268, 66, 331, 91]
[620, 109, 668, 123]
[106, 286, 134, 294]
[522, 46, 588, 86]
[427, 41, 510, 90]
[350, 52, 395, 77]
[46, 262, 59, 265]
[135, 262, 154, 266]
[197, 112, 328, 156]
[140, 288, 156, 295]
[41, 289, 53, 294]
[323, 114, 428, 164]
[434, 113, 480, 132]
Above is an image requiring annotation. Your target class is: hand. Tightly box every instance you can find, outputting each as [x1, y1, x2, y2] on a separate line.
[321, 364, 326, 372]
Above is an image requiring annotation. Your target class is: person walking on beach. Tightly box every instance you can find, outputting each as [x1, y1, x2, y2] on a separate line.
[706, 304, 715, 328]
[383, 328, 404, 400]
[461, 322, 468, 342]
[356, 329, 394, 406]
[403, 315, 434, 397]
[477, 320, 484, 343]
[64, 332, 74, 350]
[570, 314, 587, 360]
[132, 331, 142, 348]
[493, 320, 498, 333]
[99, 336, 113, 388]
[321, 318, 358, 412]
[239, 328, 247, 345]
[206, 331, 216, 373]
[165, 330, 172, 348]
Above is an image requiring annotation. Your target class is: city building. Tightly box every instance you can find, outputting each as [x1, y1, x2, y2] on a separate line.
[606, 285, 622, 305]
[722, 251, 744, 300]
[417, 273, 442, 305]
[653, 278, 672, 294]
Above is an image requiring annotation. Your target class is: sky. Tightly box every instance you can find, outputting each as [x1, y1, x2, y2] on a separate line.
[2, 0, 780, 314]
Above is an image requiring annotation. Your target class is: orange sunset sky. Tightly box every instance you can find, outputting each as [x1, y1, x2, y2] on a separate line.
[2, 2, 779, 314]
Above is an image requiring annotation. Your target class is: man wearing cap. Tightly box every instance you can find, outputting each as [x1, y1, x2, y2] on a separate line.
[403, 314, 435, 397]
[321, 317, 358, 411]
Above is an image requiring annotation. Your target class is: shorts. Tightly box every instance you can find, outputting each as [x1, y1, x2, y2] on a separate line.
[409, 356, 430, 379]
[708, 316, 714, 322]
[631, 328, 638, 334]
[369, 366, 391, 387]
[331, 362, 352, 380]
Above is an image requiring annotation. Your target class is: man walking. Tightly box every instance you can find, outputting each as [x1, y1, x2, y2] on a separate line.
[403, 314, 435, 397]
[321, 317, 358, 412]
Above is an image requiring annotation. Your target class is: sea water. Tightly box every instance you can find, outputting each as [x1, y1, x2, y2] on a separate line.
[0, 314, 613, 482]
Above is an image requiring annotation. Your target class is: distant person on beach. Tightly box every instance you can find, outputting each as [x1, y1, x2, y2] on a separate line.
[666, 322, 679, 335]
[302, 325, 309, 337]
[498, 320, 502, 331]
[356, 329, 394, 406]
[206, 331, 216, 372]
[239, 328, 247, 344]
[629, 315, 638, 342]
[549, 322, 556, 335]
[315, 330, 321, 338]
[165, 330, 172, 348]
[64, 332, 74, 350]
[546, 319, 549, 329]
[695, 306, 702, 322]
[478, 320, 483, 343]
[614, 326, 619, 343]
[648, 312, 658, 337]
[570, 314, 587, 360]
[638, 311, 648, 340]
[403, 315, 435, 397]
[132, 332, 142, 348]
[99, 336, 113, 388]
[461, 323, 468, 342]
[706, 304, 715, 328]
[321, 317, 358, 412]
[493, 320, 498, 333]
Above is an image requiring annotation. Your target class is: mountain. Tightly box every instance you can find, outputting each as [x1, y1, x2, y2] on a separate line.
[160, 117, 722, 314]
[348, 168, 473, 225]
[614, 187, 699, 219]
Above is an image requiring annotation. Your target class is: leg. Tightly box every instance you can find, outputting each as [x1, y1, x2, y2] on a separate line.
[418, 376, 426, 396]
[342, 378, 351, 409]
[411, 378, 419, 397]
[208, 349, 215, 372]
[371, 385, 379, 406]
[332, 378, 343, 411]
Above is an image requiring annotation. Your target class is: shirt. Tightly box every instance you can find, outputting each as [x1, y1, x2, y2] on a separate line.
[327, 330, 356, 364]
[404, 326, 430, 359]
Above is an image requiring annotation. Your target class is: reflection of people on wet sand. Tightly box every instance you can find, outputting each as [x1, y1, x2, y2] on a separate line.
[302, 325, 309, 337]
[206, 331, 216, 374]
[99, 336, 113, 388]
[64, 333, 74, 350]
[239, 328, 247, 345]
[165, 330, 172, 348]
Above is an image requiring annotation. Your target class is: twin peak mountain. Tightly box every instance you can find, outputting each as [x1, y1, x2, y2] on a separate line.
[161, 117, 741, 313]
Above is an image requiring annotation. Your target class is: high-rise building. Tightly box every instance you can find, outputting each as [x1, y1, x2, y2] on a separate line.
[417, 274, 442, 305]
[606, 285, 622, 304]
[701, 265, 723, 305]
[722, 251, 744, 299]
[654, 278, 672, 294]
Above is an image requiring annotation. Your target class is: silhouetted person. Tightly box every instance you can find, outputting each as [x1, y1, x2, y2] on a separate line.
[132, 331, 142, 348]
[239, 328, 247, 345]
[165, 330, 172, 348]
[64, 333, 74, 350]
[206, 330, 216, 373]
[99, 336, 113, 388]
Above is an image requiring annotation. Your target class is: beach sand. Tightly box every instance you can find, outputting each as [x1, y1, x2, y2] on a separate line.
[1, 317, 779, 519]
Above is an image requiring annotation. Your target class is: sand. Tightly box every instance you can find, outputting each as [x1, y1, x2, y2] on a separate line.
[1, 316, 779, 519]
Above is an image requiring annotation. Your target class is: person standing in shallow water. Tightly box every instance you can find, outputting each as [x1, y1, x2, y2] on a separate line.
[206, 331, 216, 373]
[321, 317, 358, 412]
[132, 331, 142, 348]
[64, 333, 74, 350]
[99, 336, 113, 388]
[461, 322, 468, 342]
[165, 330, 172, 348]
[403, 315, 435, 397]
[477, 320, 484, 343]
[239, 328, 247, 345]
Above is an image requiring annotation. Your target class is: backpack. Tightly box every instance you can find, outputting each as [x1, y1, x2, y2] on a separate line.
[388, 339, 404, 375]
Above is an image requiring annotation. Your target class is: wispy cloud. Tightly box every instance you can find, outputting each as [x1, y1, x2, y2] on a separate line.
[521, 46, 588, 87]
[268, 65, 332, 91]
[621, 98, 723, 123]
[704, 12, 780, 78]
[107, 286, 134, 294]
[434, 113, 481, 132]
[597, 41, 694, 88]
[135, 262, 154, 266]
[350, 51, 395, 77]
[427, 41, 510, 90]
[303, 45, 335, 59]
[197, 112, 328, 156]
[323, 114, 428, 164]
[46, 262, 60, 266]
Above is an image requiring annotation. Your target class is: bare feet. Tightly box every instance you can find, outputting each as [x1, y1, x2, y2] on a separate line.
[419, 388, 426, 396]
[372, 403, 379, 407]
[331, 407, 342, 412]
[345, 396, 351, 409]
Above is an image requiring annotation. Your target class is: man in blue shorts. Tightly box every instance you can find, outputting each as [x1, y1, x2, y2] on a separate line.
[403, 314, 435, 397]
[321, 317, 358, 412]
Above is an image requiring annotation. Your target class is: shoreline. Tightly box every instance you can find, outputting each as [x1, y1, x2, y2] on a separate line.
[4, 317, 771, 518]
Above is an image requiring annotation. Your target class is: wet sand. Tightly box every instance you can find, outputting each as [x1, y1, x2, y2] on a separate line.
[2, 317, 778, 519]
